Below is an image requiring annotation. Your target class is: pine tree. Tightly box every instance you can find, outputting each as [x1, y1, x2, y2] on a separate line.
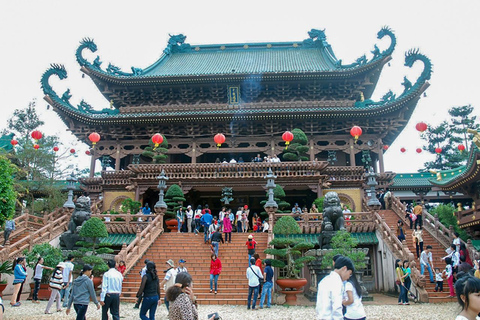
[282, 128, 309, 161]
[448, 105, 480, 153]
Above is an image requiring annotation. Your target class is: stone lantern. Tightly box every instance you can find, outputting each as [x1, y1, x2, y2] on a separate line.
[63, 172, 77, 209]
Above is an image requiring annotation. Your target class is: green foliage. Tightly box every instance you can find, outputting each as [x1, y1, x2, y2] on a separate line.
[313, 197, 325, 213]
[142, 136, 169, 164]
[265, 216, 315, 278]
[79, 217, 108, 255]
[121, 198, 141, 214]
[430, 204, 469, 241]
[421, 105, 479, 170]
[272, 216, 302, 235]
[23, 243, 64, 284]
[321, 231, 366, 270]
[0, 260, 14, 281]
[164, 184, 185, 219]
[76, 219, 112, 277]
[282, 128, 309, 162]
[0, 156, 16, 226]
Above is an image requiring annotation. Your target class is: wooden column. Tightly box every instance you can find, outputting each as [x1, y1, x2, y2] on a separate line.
[192, 141, 197, 164]
[310, 139, 315, 161]
[377, 139, 385, 173]
[270, 138, 276, 156]
[115, 143, 121, 171]
[89, 153, 96, 178]
[349, 139, 356, 167]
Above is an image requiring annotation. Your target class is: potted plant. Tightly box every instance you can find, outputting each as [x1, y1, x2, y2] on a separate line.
[75, 217, 113, 287]
[24, 243, 64, 299]
[264, 216, 315, 304]
[0, 260, 13, 296]
[164, 184, 185, 232]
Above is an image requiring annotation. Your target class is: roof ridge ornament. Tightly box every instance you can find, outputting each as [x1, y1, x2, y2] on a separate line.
[163, 34, 191, 55]
[41, 63, 67, 98]
[302, 29, 338, 61]
[76, 38, 98, 67]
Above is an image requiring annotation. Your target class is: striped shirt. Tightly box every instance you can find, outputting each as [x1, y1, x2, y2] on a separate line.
[49, 269, 64, 290]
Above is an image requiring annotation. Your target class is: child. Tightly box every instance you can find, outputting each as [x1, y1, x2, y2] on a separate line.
[445, 257, 455, 297]
[434, 267, 443, 292]
[454, 275, 480, 320]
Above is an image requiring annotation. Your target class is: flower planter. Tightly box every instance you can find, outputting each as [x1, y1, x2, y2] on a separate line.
[92, 277, 102, 290]
[0, 283, 7, 297]
[165, 219, 178, 232]
[276, 278, 307, 305]
[28, 283, 51, 300]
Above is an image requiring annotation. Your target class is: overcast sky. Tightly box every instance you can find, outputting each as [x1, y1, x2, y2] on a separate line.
[1, 0, 479, 173]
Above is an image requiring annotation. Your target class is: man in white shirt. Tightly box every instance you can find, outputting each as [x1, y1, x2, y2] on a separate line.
[218, 207, 226, 232]
[420, 245, 435, 283]
[160, 259, 177, 311]
[246, 258, 263, 310]
[61, 255, 74, 307]
[185, 205, 194, 233]
[316, 256, 354, 320]
[100, 260, 123, 320]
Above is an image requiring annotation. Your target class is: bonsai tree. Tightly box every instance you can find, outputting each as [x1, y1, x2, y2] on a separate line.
[24, 243, 63, 284]
[142, 136, 168, 163]
[0, 260, 13, 284]
[320, 230, 366, 270]
[121, 198, 141, 214]
[264, 216, 315, 278]
[76, 217, 113, 276]
[164, 184, 185, 220]
[282, 128, 309, 162]
[260, 185, 290, 218]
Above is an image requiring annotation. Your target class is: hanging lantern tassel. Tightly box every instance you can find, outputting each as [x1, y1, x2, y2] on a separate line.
[214, 133, 226, 150]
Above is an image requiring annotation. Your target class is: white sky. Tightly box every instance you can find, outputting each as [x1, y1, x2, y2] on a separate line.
[1, 0, 479, 173]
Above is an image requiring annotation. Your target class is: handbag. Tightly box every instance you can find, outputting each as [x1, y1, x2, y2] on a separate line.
[249, 266, 264, 286]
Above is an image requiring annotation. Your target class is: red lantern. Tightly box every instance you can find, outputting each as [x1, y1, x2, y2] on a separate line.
[88, 132, 101, 147]
[53, 146, 59, 152]
[282, 131, 294, 149]
[400, 147, 406, 153]
[31, 130, 42, 141]
[70, 148, 75, 154]
[214, 133, 226, 149]
[416, 148, 422, 154]
[10, 139, 18, 146]
[458, 144, 465, 152]
[383, 145, 389, 151]
[33, 144, 40, 150]
[85, 150, 91, 155]
[350, 126, 362, 143]
[415, 122, 428, 132]
[151, 133, 164, 149]
[435, 147, 442, 154]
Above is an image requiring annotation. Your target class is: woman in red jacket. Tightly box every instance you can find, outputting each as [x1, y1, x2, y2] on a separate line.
[209, 254, 222, 294]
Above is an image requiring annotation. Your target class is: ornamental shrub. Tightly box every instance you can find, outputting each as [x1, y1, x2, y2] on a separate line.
[164, 184, 185, 219]
[282, 128, 309, 161]
[24, 243, 64, 284]
[430, 204, 469, 241]
[142, 137, 168, 164]
[321, 230, 366, 270]
[0, 156, 16, 227]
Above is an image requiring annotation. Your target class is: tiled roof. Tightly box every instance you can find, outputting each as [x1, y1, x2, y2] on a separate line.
[392, 172, 436, 188]
[99, 234, 136, 246]
[144, 46, 338, 77]
[0, 133, 14, 152]
[275, 232, 378, 245]
[428, 167, 467, 185]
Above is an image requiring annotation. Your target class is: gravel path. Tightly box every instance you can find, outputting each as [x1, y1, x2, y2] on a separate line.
[3, 301, 459, 320]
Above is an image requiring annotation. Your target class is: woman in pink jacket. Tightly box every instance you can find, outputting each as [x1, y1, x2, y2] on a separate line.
[223, 214, 232, 243]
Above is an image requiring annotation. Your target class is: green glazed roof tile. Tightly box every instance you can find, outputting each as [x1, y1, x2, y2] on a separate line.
[99, 234, 136, 246]
[392, 172, 437, 188]
[275, 232, 378, 245]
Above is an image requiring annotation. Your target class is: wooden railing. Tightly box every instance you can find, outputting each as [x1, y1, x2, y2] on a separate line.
[116, 209, 165, 274]
[0, 208, 71, 262]
[90, 213, 157, 234]
[273, 212, 375, 234]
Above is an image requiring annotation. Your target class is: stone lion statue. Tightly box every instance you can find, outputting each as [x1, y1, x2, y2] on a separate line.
[322, 192, 346, 231]
[60, 196, 92, 250]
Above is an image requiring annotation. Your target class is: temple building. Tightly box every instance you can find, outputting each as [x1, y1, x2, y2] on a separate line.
[41, 27, 431, 213]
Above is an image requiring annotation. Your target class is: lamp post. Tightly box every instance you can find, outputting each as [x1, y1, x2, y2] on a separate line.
[365, 167, 381, 208]
[264, 168, 278, 209]
[63, 172, 77, 209]
[155, 170, 169, 210]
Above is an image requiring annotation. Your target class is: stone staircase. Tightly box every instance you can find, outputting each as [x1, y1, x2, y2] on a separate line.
[381, 209, 455, 303]
[121, 232, 268, 305]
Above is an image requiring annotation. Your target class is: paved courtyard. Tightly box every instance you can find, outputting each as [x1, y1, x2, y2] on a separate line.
[3, 299, 459, 320]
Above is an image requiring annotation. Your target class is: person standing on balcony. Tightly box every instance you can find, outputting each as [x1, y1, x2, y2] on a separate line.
[223, 212, 232, 243]
[142, 203, 151, 222]
[413, 201, 423, 229]
[420, 245, 435, 283]
[185, 205, 194, 233]
[2, 218, 15, 246]
[291, 203, 302, 221]
[310, 203, 319, 220]
[176, 206, 185, 233]
[193, 205, 202, 235]
[236, 207, 243, 233]
[412, 225, 424, 258]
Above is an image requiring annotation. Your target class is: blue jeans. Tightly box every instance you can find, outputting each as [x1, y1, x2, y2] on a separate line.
[421, 264, 434, 282]
[260, 281, 272, 308]
[212, 241, 219, 257]
[237, 221, 242, 232]
[177, 219, 183, 232]
[247, 286, 259, 309]
[204, 224, 210, 243]
[33, 278, 41, 301]
[74, 304, 88, 320]
[140, 295, 159, 320]
[62, 282, 72, 307]
[194, 219, 201, 234]
[210, 274, 219, 291]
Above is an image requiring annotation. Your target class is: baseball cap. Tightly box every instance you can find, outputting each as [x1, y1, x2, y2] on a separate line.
[179, 259, 186, 263]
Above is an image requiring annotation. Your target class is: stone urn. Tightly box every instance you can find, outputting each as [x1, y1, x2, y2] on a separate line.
[276, 278, 308, 305]
[165, 219, 178, 232]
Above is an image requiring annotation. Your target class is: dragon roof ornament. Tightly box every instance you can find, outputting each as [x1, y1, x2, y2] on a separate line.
[41, 64, 119, 116]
